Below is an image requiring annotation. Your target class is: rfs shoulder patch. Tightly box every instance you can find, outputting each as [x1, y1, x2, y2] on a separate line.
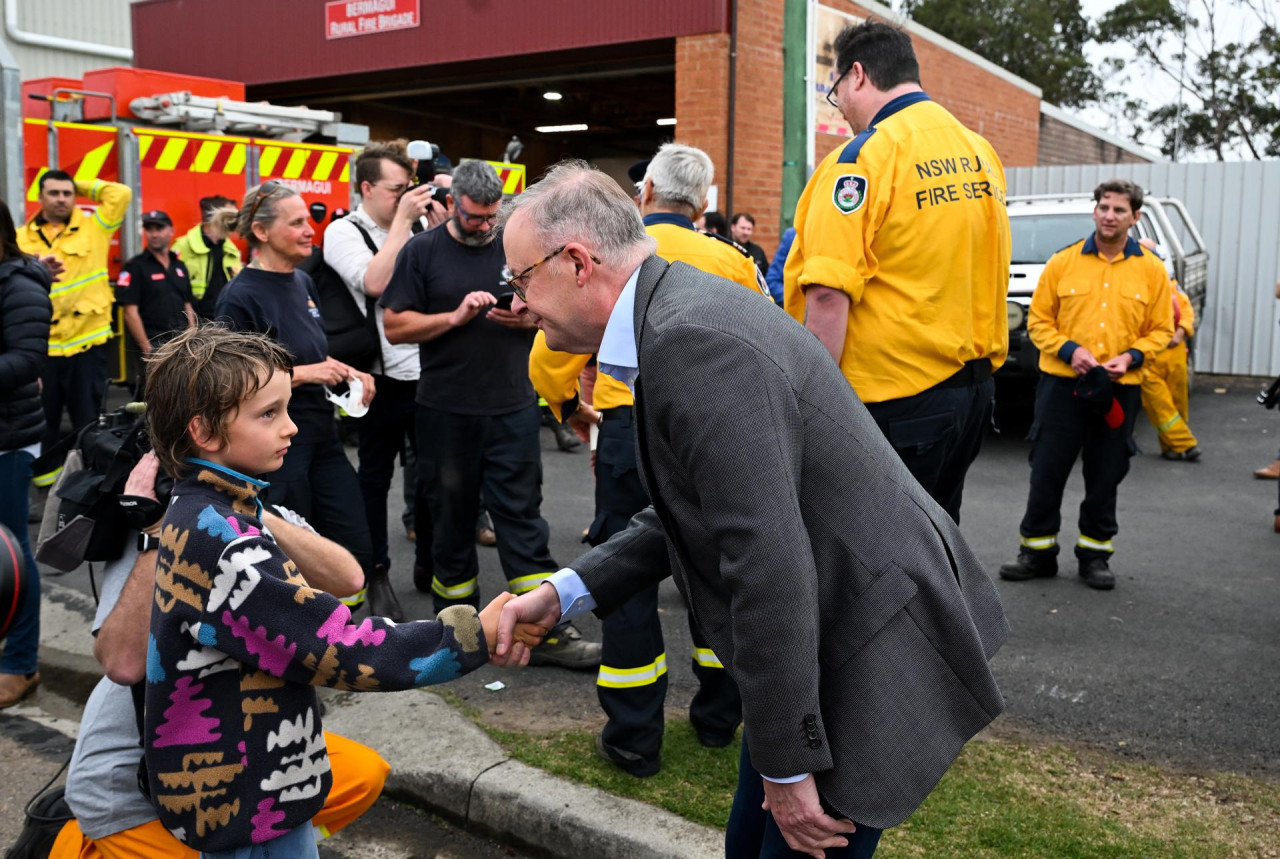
[832, 174, 868, 215]
[117, 271, 131, 288]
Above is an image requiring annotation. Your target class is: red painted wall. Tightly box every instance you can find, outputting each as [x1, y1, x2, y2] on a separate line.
[132, 0, 728, 85]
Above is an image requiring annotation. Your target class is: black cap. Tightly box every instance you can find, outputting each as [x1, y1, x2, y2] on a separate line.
[141, 209, 172, 227]
[627, 159, 651, 184]
[1073, 365, 1113, 407]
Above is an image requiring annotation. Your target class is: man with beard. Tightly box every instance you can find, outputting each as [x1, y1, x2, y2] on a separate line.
[382, 159, 599, 668]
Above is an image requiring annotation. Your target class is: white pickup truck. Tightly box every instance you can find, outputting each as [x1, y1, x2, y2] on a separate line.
[1000, 193, 1209, 380]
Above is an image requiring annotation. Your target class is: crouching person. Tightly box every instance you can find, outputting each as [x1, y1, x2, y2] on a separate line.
[51, 449, 389, 858]
[136, 324, 542, 858]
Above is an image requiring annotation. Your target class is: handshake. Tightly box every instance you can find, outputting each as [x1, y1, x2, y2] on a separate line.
[476, 584, 564, 666]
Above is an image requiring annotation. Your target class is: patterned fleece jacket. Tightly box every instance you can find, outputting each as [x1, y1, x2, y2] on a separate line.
[144, 460, 489, 852]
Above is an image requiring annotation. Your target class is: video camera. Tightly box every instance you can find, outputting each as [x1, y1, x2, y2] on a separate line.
[35, 403, 173, 573]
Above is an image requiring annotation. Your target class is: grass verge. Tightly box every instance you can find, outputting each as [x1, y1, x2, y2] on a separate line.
[438, 692, 1280, 856]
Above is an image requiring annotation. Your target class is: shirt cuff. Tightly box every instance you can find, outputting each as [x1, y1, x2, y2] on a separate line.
[546, 568, 596, 620]
[1057, 340, 1082, 364]
[1125, 348, 1145, 369]
[761, 773, 810, 784]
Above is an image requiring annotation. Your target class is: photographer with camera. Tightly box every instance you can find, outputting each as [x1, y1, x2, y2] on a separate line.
[324, 141, 447, 623]
[0, 199, 53, 708]
[48, 451, 393, 858]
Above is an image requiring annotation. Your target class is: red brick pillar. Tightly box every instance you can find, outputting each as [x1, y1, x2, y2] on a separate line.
[728, 0, 786, 257]
[675, 33, 731, 207]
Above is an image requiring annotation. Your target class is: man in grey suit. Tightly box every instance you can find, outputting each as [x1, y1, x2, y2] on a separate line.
[493, 161, 1009, 858]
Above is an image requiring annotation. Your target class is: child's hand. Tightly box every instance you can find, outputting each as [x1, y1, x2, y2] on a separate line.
[479, 593, 549, 657]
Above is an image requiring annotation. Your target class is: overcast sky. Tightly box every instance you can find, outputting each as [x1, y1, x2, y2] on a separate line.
[1073, 0, 1268, 160]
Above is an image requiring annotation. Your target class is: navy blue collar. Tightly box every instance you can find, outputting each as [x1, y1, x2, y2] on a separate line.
[1082, 233, 1144, 258]
[867, 90, 931, 128]
[642, 212, 696, 231]
[838, 91, 931, 164]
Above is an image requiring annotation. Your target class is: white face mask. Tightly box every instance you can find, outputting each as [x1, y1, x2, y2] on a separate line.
[324, 375, 369, 418]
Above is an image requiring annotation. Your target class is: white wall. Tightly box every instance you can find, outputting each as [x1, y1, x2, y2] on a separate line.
[1, 0, 134, 80]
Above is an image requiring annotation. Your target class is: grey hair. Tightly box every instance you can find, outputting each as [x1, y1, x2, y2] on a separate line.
[499, 159, 655, 268]
[644, 143, 714, 217]
[451, 159, 504, 206]
[234, 182, 300, 248]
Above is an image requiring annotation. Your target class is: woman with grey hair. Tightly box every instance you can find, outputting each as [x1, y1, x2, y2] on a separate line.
[214, 182, 404, 621]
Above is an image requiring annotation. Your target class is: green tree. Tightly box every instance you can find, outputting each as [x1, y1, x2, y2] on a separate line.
[1096, 0, 1280, 159]
[902, 0, 1101, 107]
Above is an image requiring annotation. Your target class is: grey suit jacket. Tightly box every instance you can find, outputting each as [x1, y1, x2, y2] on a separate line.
[572, 255, 1008, 829]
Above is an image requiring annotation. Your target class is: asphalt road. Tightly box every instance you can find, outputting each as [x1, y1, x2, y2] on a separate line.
[35, 373, 1280, 782]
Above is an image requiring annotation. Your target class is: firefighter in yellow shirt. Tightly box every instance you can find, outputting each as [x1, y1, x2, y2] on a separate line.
[1135, 239, 1201, 461]
[1000, 180, 1174, 591]
[785, 21, 1009, 523]
[17, 170, 132, 483]
[527, 143, 759, 777]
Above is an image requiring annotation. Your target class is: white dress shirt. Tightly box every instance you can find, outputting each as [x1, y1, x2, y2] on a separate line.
[322, 205, 420, 381]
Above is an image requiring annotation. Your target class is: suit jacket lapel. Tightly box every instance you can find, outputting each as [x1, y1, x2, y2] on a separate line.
[632, 254, 670, 359]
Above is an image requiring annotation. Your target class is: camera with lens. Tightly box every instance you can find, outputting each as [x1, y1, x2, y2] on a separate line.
[35, 403, 173, 572]
[407, 139, 451, 207]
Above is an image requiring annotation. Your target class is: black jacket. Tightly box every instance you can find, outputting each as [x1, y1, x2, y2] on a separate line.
[0, 256, 53, 451]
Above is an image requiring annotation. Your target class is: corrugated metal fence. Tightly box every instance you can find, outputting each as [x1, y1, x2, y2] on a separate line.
[1007, 162, 1280, 377]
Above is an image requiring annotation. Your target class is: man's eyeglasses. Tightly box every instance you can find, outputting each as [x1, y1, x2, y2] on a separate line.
[456, 205, 500, 226]
[504, 245, 601, 302]
[246, 180, 284, 225]
[825, 66, 850, 109]
[375, 182, 410, 195]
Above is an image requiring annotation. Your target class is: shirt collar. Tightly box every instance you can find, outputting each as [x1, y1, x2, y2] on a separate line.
[642, 212, 696, 230]
[351, 204, 386, 234]
[867, 90, 931, 127]
[182, 457, 269, 518]
[1082, 233, 1144, 258]
[597, 264, 642, 386]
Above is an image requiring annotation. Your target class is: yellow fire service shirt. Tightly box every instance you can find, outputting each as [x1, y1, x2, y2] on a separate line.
[1027, 234, 1174, 385]
[17, 178, 132, 358]
[530, 212, 767, 418]
[784, 92, 1010, 404]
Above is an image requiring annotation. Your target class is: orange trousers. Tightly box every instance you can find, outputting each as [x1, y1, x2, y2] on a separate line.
[1140, 343, 1198, 453]
[48, 732, 389, 859]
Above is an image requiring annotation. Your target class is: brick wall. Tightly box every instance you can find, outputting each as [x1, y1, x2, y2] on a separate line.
[675, 33, 732, 210]
[674, 2, 1060, 258]
[726, 0, 787, 256]
[814, 2, 1041, 169]
[1038, 113, 1153, 166]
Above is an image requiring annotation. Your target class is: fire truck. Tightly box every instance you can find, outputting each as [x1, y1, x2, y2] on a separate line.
[16, 65, 527, 383]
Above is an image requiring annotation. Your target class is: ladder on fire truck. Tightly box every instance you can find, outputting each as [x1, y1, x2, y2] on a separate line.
[129, 91, 367, 145]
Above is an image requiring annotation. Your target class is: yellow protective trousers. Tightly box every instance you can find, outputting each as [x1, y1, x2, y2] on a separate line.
[1140, 343, 1197, 453]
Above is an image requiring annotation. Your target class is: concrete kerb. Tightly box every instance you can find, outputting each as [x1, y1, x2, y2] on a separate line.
[318, 686, 724, 859]
[41, 582, 723, 859]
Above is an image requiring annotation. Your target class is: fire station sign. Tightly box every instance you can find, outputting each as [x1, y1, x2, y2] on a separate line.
[325, 0, 420, 40]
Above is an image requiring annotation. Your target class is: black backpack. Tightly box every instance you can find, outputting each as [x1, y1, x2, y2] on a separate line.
[301, 217, 381, 372]
[4, 775, 74, 859]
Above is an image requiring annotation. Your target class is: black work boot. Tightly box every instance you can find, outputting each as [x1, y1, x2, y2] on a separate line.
[998, 551, 1058, 581]
[366, 564, 406, 622]
[542, 406, 581, 452]
[1078, 557, 1116, 591]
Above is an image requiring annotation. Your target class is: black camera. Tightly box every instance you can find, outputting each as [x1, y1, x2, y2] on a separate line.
[1258, 376, 1280, 409]
[35, 404, 173, 571]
